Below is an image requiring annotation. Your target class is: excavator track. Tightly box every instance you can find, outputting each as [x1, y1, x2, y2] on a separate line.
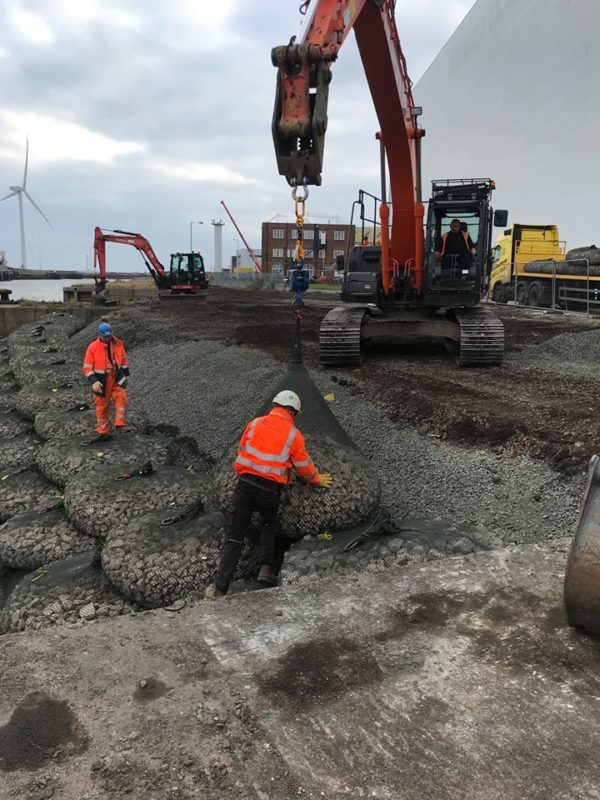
[453, 306, 505, 367]
[319, 306, 366, 366]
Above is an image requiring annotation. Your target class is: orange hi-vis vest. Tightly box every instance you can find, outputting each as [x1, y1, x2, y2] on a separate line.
[82, 336, 129, 395]
[235, 407, 320, 486]
[440, 231, 471, 256]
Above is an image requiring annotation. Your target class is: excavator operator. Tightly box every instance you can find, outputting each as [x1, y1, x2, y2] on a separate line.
[435, 218, 477, 273]
[82, 322, 129, 440]
[205, 390, 333, 599]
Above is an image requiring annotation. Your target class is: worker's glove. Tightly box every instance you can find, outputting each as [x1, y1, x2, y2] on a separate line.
[316, 473, 333, 489]
[91, 381, 103, 394]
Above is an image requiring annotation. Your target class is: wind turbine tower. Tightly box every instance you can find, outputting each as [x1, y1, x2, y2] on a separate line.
[211, 219, 225, 271]
[0, 139, 52, 268]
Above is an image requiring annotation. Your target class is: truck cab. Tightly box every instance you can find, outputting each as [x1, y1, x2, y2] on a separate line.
[489, 224, 564, 301]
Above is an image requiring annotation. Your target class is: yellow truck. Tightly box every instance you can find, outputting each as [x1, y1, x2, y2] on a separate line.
[489, 224, 600, 309]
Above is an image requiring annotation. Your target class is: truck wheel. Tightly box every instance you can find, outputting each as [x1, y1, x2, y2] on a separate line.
[492, 283, 505, 304]
[527, 282, 542, 307]
[516, 282, 527, 305]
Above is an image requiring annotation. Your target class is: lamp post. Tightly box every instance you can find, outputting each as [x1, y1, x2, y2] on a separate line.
[189, 220, 203, 251]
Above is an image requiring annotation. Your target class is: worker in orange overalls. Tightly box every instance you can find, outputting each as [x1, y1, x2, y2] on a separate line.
[82, 322, 129, 440]
[205, 390, 333, 599]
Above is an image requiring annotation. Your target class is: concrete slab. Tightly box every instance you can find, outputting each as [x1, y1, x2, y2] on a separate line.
[1, 539, 599, 799]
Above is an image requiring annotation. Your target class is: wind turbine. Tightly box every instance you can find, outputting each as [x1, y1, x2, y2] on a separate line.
[0, 139, 52, 268]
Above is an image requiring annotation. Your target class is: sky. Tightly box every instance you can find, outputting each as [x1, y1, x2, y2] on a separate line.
[0, 0, 476, 271]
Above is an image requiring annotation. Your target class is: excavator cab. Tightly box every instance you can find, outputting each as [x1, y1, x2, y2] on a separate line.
[168, 253, 209, 292]
[422, 180, 507, 307]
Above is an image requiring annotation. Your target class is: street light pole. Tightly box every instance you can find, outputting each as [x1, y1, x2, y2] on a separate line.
[189, 220, 203, 252]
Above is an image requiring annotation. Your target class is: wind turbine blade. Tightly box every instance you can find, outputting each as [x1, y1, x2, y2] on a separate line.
[23, 137, 29, 189]
[24, 190, 53, 229]
[0, 191, 18, 202]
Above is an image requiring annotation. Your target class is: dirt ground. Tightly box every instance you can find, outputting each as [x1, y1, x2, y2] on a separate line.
[150, 288, 600, 476]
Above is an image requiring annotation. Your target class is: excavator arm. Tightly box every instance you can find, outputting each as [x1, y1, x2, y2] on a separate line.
[272, 0, 425, 292]
[93, 226, 168, 291]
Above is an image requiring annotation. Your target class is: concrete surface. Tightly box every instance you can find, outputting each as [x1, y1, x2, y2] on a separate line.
[1, 539, 599, 799]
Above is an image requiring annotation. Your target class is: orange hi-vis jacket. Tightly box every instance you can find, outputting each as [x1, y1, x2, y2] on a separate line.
[235, 407, 321, 486]
[439, 230, 472, 256]
[82, 336, 129, 396]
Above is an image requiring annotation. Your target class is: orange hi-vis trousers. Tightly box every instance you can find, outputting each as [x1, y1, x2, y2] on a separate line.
[93, 374, 128, 434]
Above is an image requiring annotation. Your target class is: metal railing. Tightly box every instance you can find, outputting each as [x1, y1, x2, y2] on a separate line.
[499, 259, 598, 318]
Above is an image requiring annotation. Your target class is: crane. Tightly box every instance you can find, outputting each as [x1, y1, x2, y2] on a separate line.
[220, 201, 262, 273]
[93, 227, 209, 300]
[272, 0, 508, 366]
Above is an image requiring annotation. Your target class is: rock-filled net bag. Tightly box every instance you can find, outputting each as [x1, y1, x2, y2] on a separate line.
[64, 462, 205, 540]
[0, 360, 14, 378]
[0, 433, 43, 473]
[12, 357, 84, 387]
[213, 362, 381, 539]
[0, 551, 134, 634]
[0, 467, 65, 523]
[280, 518, 500, 585]
[102, 506, 259, 608]
[0, 501, 95, 570]
[15, 382, 87, 420]
[0, 374, 17, 393]
[0, 386, 19, 413]
[34, 405, 148, 441]
[36, 431, 171, 487]
[0, 409, 32, 439]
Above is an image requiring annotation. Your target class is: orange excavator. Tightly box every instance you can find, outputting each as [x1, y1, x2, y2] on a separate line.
[272, 0, 508, 366]
[93, 226, 209, 300]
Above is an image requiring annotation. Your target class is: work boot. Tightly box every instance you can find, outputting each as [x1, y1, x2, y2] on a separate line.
[257, 565, 278, 587]
[205, 585, 225, 601]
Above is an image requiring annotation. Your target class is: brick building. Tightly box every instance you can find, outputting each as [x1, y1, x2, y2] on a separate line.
[261, 221, 355, 275]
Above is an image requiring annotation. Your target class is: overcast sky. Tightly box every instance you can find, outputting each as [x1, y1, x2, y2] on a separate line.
[0, 0, 476, 271]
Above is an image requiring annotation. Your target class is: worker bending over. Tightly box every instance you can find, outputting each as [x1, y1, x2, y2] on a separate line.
[82, 322, 129, 440]
[205, 390, 332, 599]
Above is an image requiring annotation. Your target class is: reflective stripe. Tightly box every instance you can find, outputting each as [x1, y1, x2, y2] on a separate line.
[292, 459, 313, 468]
[244, 418, 298, 463]
[94, 369, 106, 374]
[83, 363, 93, 368]
[235, 456, 287, 476]
[115, 406, 127, 411]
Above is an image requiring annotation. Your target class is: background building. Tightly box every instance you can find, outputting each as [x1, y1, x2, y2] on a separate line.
[261, 221, 355, 275]
[415, 0, 600, 248]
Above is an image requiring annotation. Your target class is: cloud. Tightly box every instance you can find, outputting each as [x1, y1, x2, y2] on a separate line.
[0, 111, 143, 165]
[150, 159, 254, 185]
[10, 8, 54, 43]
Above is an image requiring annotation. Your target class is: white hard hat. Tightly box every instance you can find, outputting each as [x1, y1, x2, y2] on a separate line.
[272, 390, 301, 413]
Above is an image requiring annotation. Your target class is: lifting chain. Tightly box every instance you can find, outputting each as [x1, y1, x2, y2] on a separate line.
[290, 181, 310, 315]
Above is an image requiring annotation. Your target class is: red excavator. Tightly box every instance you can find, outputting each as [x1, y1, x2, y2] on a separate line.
[272, 0, 508, 366]
[93, 227, 209, 300]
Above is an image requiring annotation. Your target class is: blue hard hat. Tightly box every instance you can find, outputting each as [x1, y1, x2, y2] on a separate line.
[98, 322, 113, 336]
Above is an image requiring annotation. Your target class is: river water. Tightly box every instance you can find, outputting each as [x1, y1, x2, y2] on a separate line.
[0, 279, 94, 302]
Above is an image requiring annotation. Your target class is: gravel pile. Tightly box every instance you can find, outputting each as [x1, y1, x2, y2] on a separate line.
[64, 463, 205, 539]
[36, 431, 171, 487]
[0, 552, 134, 634]
[311, 369, 581, 544]
[0, 409, 33, 439]
[0, 503, 95, 569]
[214, 436, 381, 538]
[128, 340, 281, 462]
[69, 309, 158, 351]
[0, 433, 43, 472]
[0, 468, 63, 523]
[34, 406, 148, 441]
[102, 507, 257, 608]
[15, 383, 87, 420]
[281, 518, 500, 584]
[518, 328, 600, 381]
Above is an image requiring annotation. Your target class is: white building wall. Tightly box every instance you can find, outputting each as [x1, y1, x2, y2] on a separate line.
[415, 0, 600, 248]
